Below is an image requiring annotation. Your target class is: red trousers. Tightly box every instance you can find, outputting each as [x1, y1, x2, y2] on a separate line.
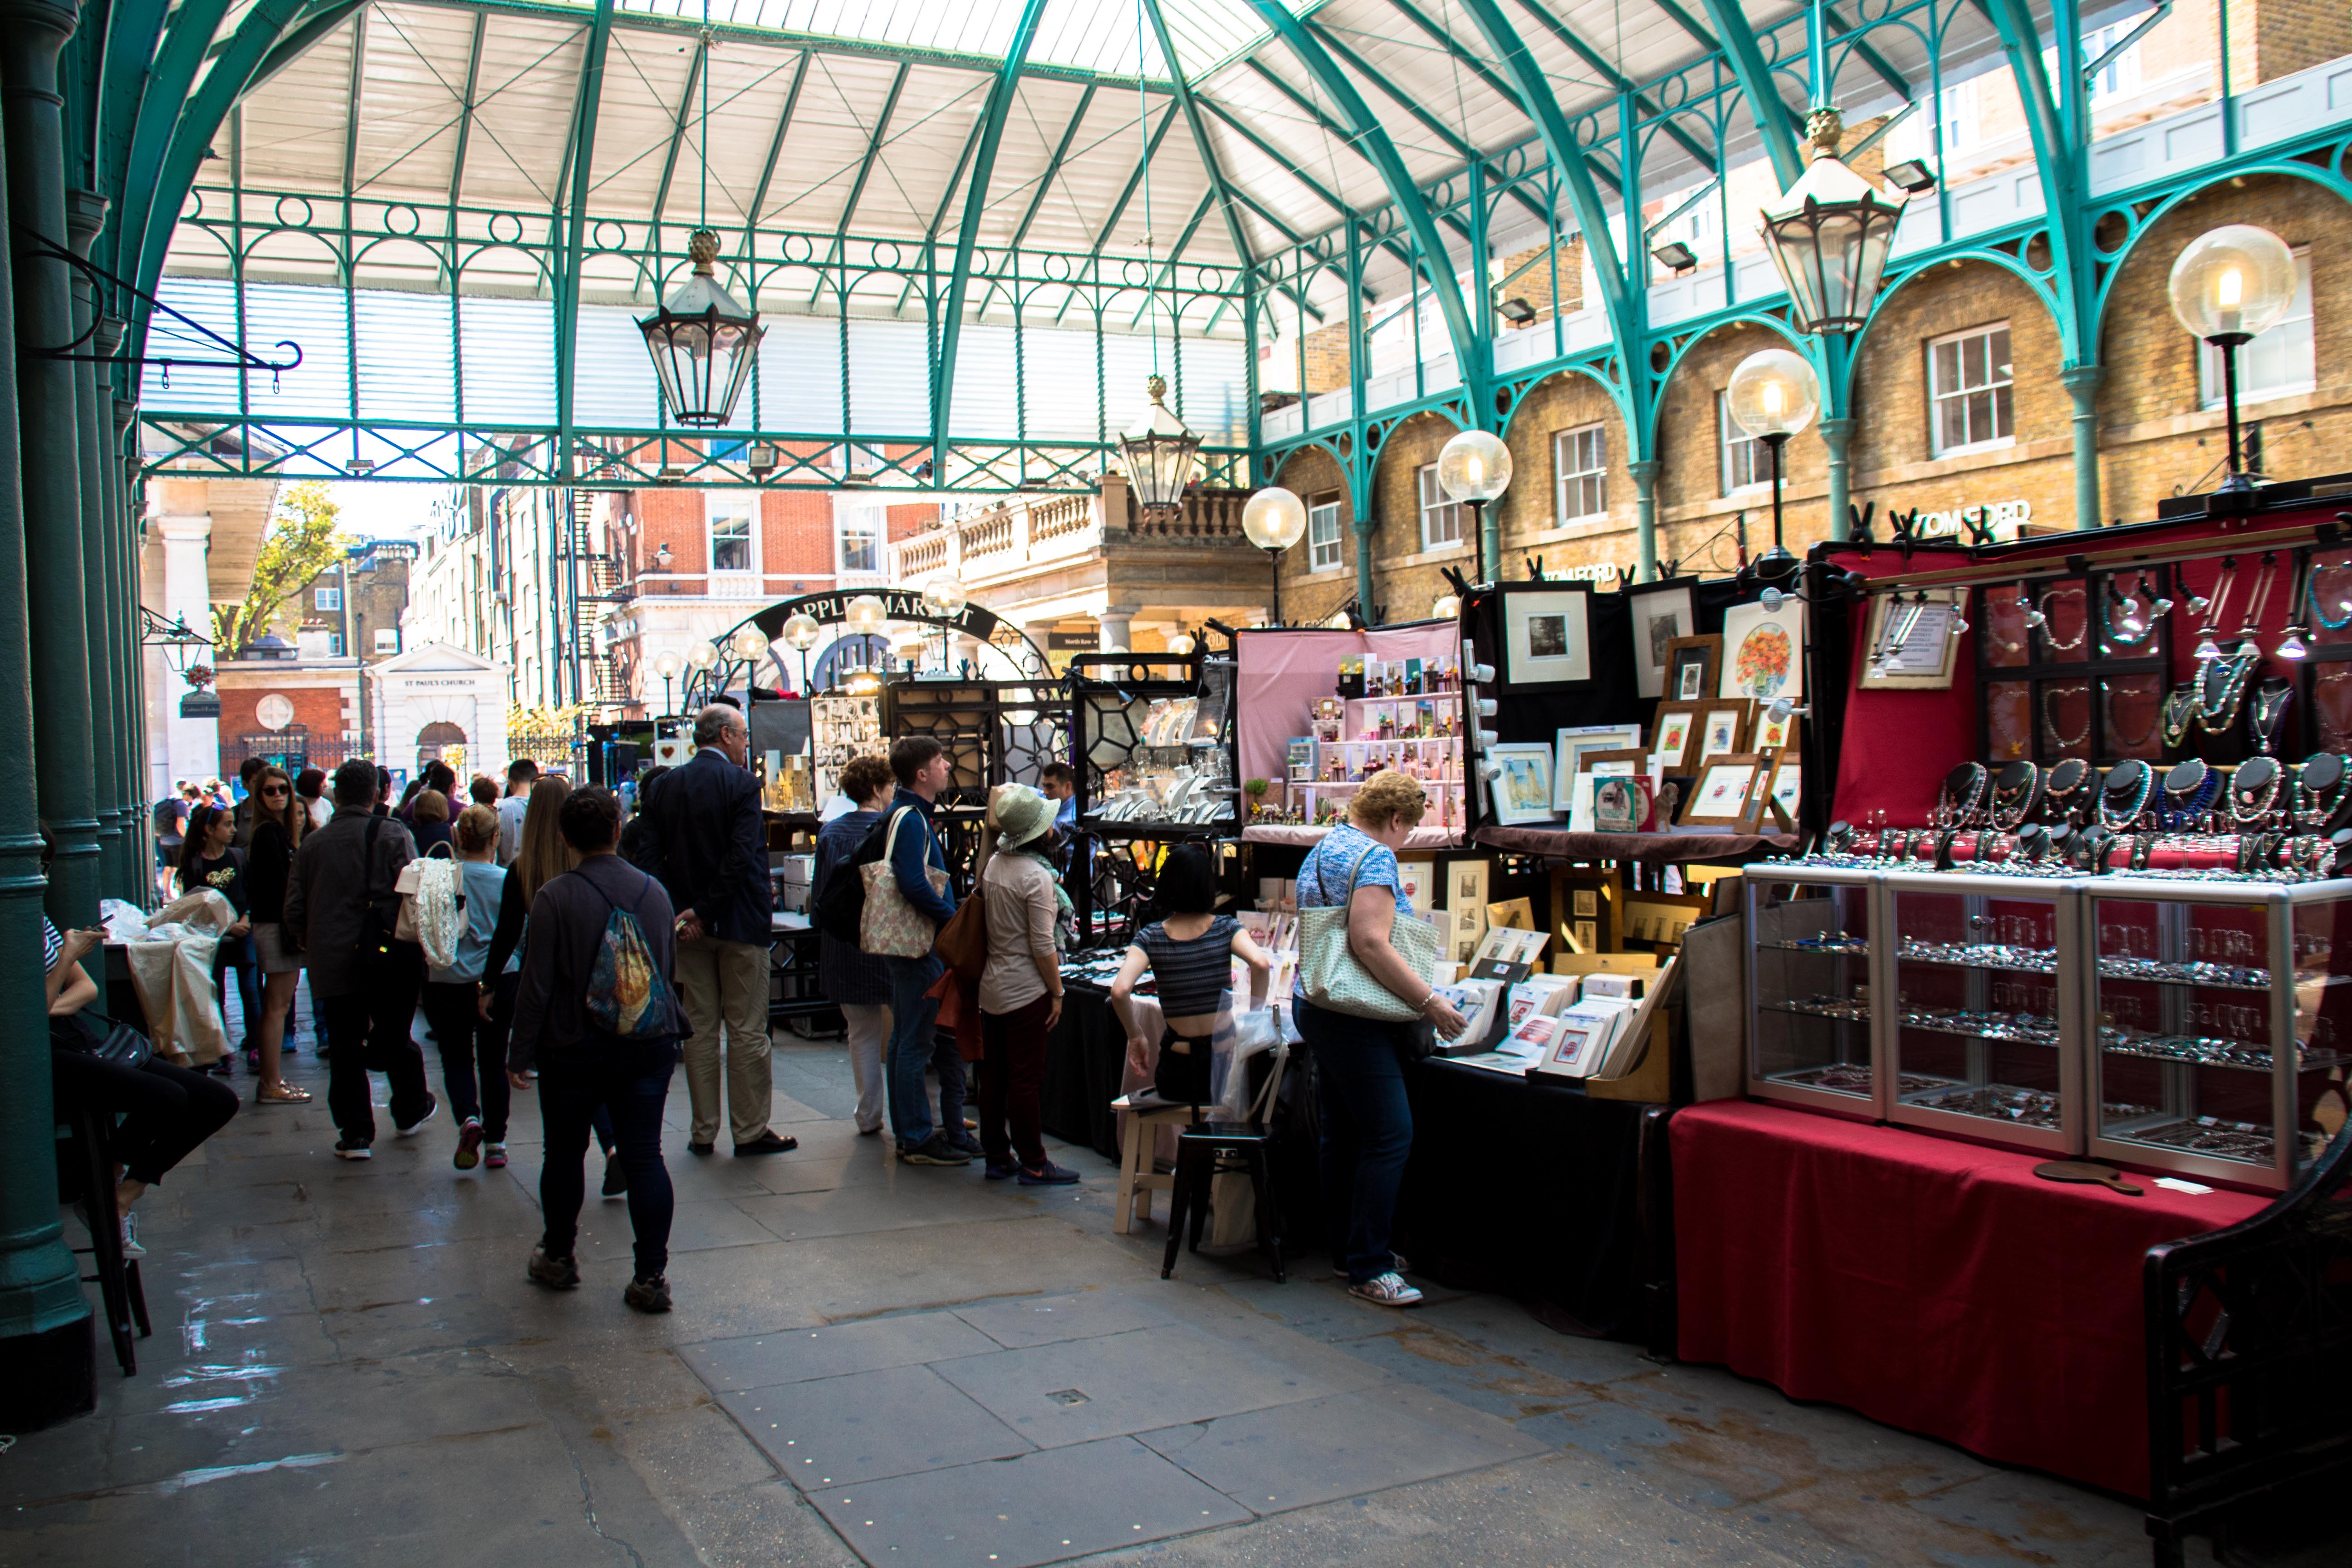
[977, 994, 1053, 1168]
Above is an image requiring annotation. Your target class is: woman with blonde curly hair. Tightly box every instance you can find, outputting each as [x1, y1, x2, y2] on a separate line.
[1289, 769, 1465, 1308]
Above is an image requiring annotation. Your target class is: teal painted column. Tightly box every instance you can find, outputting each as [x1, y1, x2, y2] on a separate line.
[106, 376, 144, 891]
[0, 0, 95, 1425]
[1819, 416, 1856, 543]
[1350, 514, 1376, 618]
[1628, 458, 1661, 582]
[2062, 364, 2105, 529]
[3, 0, 97, 928]
[67, 189, 121, 898]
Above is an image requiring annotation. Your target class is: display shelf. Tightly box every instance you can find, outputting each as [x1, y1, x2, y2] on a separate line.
[1759, 937, 1871, 955]
[1746, 868, 1883, 1119]
[1895, 940, 2059, 977]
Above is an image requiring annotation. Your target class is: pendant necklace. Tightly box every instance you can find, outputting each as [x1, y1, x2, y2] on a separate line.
[2041, 682, 2092, 749]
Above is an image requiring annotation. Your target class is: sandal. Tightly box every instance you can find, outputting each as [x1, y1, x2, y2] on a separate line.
[256, 1081, 312, 1104]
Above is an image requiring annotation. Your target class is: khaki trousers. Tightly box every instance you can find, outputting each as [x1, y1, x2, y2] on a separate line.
[676, 936, 773, 1147]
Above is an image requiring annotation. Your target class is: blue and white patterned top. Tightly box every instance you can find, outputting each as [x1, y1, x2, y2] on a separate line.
[1295, 823, 1409, 914]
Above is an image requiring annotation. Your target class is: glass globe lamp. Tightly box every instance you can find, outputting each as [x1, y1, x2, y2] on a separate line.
[1241, 486, 1308, 626]
[2168, 224, 2296, 493]
[685, 639, 719, 671]
[1431, 594, 1461, 621]
[844, 594, 888, 637]
[780, 611, 822, 651]
[1436, 429, 1512, 583]
[650, 648, 684, 680]
[1165, 633, 1196, 656]
[921, 577, 968, 616]
[729, 625, 770, 662]
[1726, 347, 1821, 577]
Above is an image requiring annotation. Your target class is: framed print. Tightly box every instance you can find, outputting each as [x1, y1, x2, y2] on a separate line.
[1680, 754, 1763, 827]
[1395, 856, 1436, 909]
[1859, 588, 1967, 689]
[1498, 582, 1595, 689]
[1719, 597, 1806, 704]
[1448, 857, 1490, 960]
[1695, 701, 1750, 761]
[1651, 702, 1704, 770]
[1554, 723, 1643, 809]
[1627, 577, 1700, 699]
[1663, 634, 1722, 703]
[1767, 756, 1802, 823]
[1549, 866, 1621, 953]
[1751, 706, 1798, 752]
[1486, 742, 1558, 825]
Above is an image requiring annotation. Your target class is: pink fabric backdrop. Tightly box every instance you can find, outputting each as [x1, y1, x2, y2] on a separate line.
[1234, 623, 1461, 788]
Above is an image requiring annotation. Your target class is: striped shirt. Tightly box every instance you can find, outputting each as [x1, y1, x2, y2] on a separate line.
[43, 916, 61, 973]
[1133, 915, 1239, 1019]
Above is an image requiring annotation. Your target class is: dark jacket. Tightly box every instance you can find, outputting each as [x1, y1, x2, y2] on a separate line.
[246, 818, 295, 922]
[508, 853, 678, 1072]
[813, 808, 889, 1005]
[283, 812, 416, 998]
[641, 749, 770, 944]
[886, 787, 956, 929]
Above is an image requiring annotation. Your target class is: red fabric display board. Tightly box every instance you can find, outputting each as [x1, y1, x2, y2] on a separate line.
[1671, 1101, 2269, 1497]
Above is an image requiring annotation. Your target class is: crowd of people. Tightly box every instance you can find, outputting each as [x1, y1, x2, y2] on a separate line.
[52, 707, 1455, 1317]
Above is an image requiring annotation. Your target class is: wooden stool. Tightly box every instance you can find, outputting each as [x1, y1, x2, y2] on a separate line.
[1110, 1093, 1198, 1234]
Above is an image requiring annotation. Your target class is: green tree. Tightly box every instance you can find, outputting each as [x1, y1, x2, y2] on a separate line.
[213, 480, 347, 655]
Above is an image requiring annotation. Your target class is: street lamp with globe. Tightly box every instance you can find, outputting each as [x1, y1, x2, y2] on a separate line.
[1436, 429, 1512, 583]
[921, 577, 968, 671]
[2167, 224, 2298, 494]
[1725, 348, 1821, 579]
[729, 624, 771, 700]
[1241, 487, 1307, 626]
[780, 610, 822, 693]
[650, 647, 685, 719]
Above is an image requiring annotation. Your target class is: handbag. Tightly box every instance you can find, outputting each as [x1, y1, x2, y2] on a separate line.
[51, 1008, 155, 1071]
[1296, 842, 1447, 1023]
[934, 877, 989, 983]
[860, 808, 949, 960]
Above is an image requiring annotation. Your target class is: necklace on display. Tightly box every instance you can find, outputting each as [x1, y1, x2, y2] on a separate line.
[2310, 560, 2352, 630]
[2042, 758, 2091, 825]
[2161, 758, 2220, 826]
[2099, 759, 2156, 829]
[1989, 760, 2042, 831]
[2248, 681, 2293, 754]
[2295, 753, 2348, 830]
[2042, 682, 2092, 749]
[2160, 683, 2200, 750]
[1935, 762, 1989, 829]
[2229, 756, 2283, 826]
[2034, 584, 2090, 652]
[2101, 575, 2164, 649]
[2196, 652, 2258, 730]
[2105, 682, 2162, 751]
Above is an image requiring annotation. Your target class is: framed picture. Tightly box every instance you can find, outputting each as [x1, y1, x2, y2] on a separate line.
[1626, 578, 1700, 699]
[1572, 747, 1652, 833]
[1554, 723, 1643, 809]
[1751, 706, 1798, 752]
[1767, 756, 1802, 823]
[1680, 754, 1764, 828]
[1695, 701, 1750, 761]
[1395, 856, 1436, 909]
[1859, 589, 1967, 689]
[1549, 866, 1621, 953]
[1719, 597, 1806, 704]
[1448, 857, 1490, 959]
[1663, 634, 1722, 703]
[1498, 582, 1595, 689]
[1651, 702, 1705, 770]
[1486, 742, 1558, 825]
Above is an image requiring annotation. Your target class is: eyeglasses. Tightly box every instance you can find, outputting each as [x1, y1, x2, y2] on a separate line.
[262, 785, 290, 797]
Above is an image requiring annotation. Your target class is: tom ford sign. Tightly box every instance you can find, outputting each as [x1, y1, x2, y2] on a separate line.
[1911, 499, 2032, 540]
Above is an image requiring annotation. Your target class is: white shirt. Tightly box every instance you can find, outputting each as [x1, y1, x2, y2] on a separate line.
[496, 794, 530, 864]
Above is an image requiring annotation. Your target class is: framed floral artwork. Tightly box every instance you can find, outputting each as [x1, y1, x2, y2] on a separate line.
[1651, 702, 1704, 770]
[1718, 597, 1805, 705]
[1696, 701, 1750, 761]
[1680, 755, 1763, 828]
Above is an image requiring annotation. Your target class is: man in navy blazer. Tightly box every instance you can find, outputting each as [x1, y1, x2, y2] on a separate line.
[638, 704, 794, 1157]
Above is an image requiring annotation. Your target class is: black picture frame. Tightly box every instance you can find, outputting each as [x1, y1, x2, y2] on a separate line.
[1495, 579, 1598, 691]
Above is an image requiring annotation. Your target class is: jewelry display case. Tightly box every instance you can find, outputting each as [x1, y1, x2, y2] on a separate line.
[2079, 876, 2350, 1191]
[1745, 867, 1884, 1120]
[1071, 647, 1238, 834]
[1879, 869, 2083, 1153]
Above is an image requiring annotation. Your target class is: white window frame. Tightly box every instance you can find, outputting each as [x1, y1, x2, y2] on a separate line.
[314, 585, 341, 611]
[372, 628, 399, 655]
[837, 506, 884, 577]
[706, 492, 757, 575]
[1718, 393, 1766, 495]
[1926, 322, 2016, 459]
[1417, 463, 1462, 551]
[1554, 424, 1608, 523]
[328, 631, 344, 658]
[1308, 494, 1344, 572]
[2200, 248, 2314, 409]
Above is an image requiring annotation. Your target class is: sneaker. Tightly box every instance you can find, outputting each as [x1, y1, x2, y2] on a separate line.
[624, 1274, 672, 1313]
[1333, 1253, 1411, 1279]
[333, 1141, 372, 1161]
[1348, 1271, 1424, 1308]
[119, 1212, 145, 1258]
[983, 1159, 1020, 1181]
[454, 1117, 484, 1171]
[484, 1143, 508, 1170]
[898, 1135, 973, 1166]
[946, 1132, 986, 1159]
[395, 1093, 440, 1137]
[1018, 1161, 1081, 1186]
[602, 1156, 629, 1199]
[526, 1246, 581, 1290]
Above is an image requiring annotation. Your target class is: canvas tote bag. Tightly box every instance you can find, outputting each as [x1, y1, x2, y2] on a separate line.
[860, 808, 950, 959]
[1297, 842, 1446, 1022]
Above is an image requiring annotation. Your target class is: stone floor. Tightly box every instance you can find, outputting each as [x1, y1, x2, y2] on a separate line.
[4, 1024, 2341, 1567]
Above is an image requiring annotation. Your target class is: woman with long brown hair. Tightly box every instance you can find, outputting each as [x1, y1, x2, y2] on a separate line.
[178, 801, 257, 1082]
[242, 766, 314, 1103]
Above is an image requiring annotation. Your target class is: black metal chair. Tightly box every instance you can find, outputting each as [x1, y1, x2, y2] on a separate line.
[57, 1102, 151, 1376]
[1159, 1040, 1291, 1284]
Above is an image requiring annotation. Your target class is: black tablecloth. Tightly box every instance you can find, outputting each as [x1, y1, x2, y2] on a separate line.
[1045, 986, 1661, 1337]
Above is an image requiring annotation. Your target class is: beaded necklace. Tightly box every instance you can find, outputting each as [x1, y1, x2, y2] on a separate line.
[2098, 760, 2154, 829]
[2041, 682, 2092, 749]
[2031, 584, 2089, 652]
[2229, 756, 2283, 826]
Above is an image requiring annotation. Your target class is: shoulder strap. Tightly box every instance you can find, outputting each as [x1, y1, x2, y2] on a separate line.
[1341, 839, 1383, 895]
[882, 806, 912, 859]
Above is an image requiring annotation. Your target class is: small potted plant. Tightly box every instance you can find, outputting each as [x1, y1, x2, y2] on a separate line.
[1244, 777, 1270, 819]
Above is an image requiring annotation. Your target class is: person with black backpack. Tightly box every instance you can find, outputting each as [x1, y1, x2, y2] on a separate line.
[283, 758, 437, 1160]
[505, 786, 686, 1314]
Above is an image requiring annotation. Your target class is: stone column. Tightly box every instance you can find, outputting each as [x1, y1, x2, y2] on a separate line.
[0, 0, 93, 1422]
[66, 191, 121, 897]
[2061, 364, 2105, 530]
[3, 0, 96, 926]
[1818, 416, 1856, 543]
[151, 513, 220, 787]
[1096, 606, 1134, 653]
[1628, 459, 1662, 583]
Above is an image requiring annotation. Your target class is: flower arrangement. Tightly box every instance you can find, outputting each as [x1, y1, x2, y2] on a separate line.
[1734, 625, 1793, 698]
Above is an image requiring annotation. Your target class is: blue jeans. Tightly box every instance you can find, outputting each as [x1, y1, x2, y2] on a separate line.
[537, 1039, 677, 1278]
[882, 953, 965, 1150]
[1294, 998, 1414, 1283]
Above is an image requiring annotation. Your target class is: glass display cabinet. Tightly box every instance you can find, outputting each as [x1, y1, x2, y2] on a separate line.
[2080, 877, 2351, 1191]
[1880, 870, 2084, 1154]
[1746, 868, 1884, 1120]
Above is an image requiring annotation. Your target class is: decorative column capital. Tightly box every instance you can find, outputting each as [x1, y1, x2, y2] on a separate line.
[62, 187, 104, 253]
[147, 512, 211, 545]
[1625, 458, 1662, 485]
[1816, 416, 1857, 447]
[2058, 364, 2106, 402]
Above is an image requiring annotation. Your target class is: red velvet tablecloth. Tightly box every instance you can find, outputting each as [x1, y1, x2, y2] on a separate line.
[1671, 1101, 2270, 1498]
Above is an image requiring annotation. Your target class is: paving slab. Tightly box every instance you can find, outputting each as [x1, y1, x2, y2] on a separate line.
[682, 1311, 1001, 1391]
[720, 1362, 1033, 1485]
[804, 1435, 1250, 1568]
[951, 1288, 1181, 1349]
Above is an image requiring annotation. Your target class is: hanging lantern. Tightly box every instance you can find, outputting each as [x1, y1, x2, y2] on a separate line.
[637, 228, 764, 426]
[1758, 109, 1908, 336]
[1117, 375, 1201, 517]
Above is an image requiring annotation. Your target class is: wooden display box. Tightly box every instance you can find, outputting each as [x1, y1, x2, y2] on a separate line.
[1547, 952, 1671, 1102]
